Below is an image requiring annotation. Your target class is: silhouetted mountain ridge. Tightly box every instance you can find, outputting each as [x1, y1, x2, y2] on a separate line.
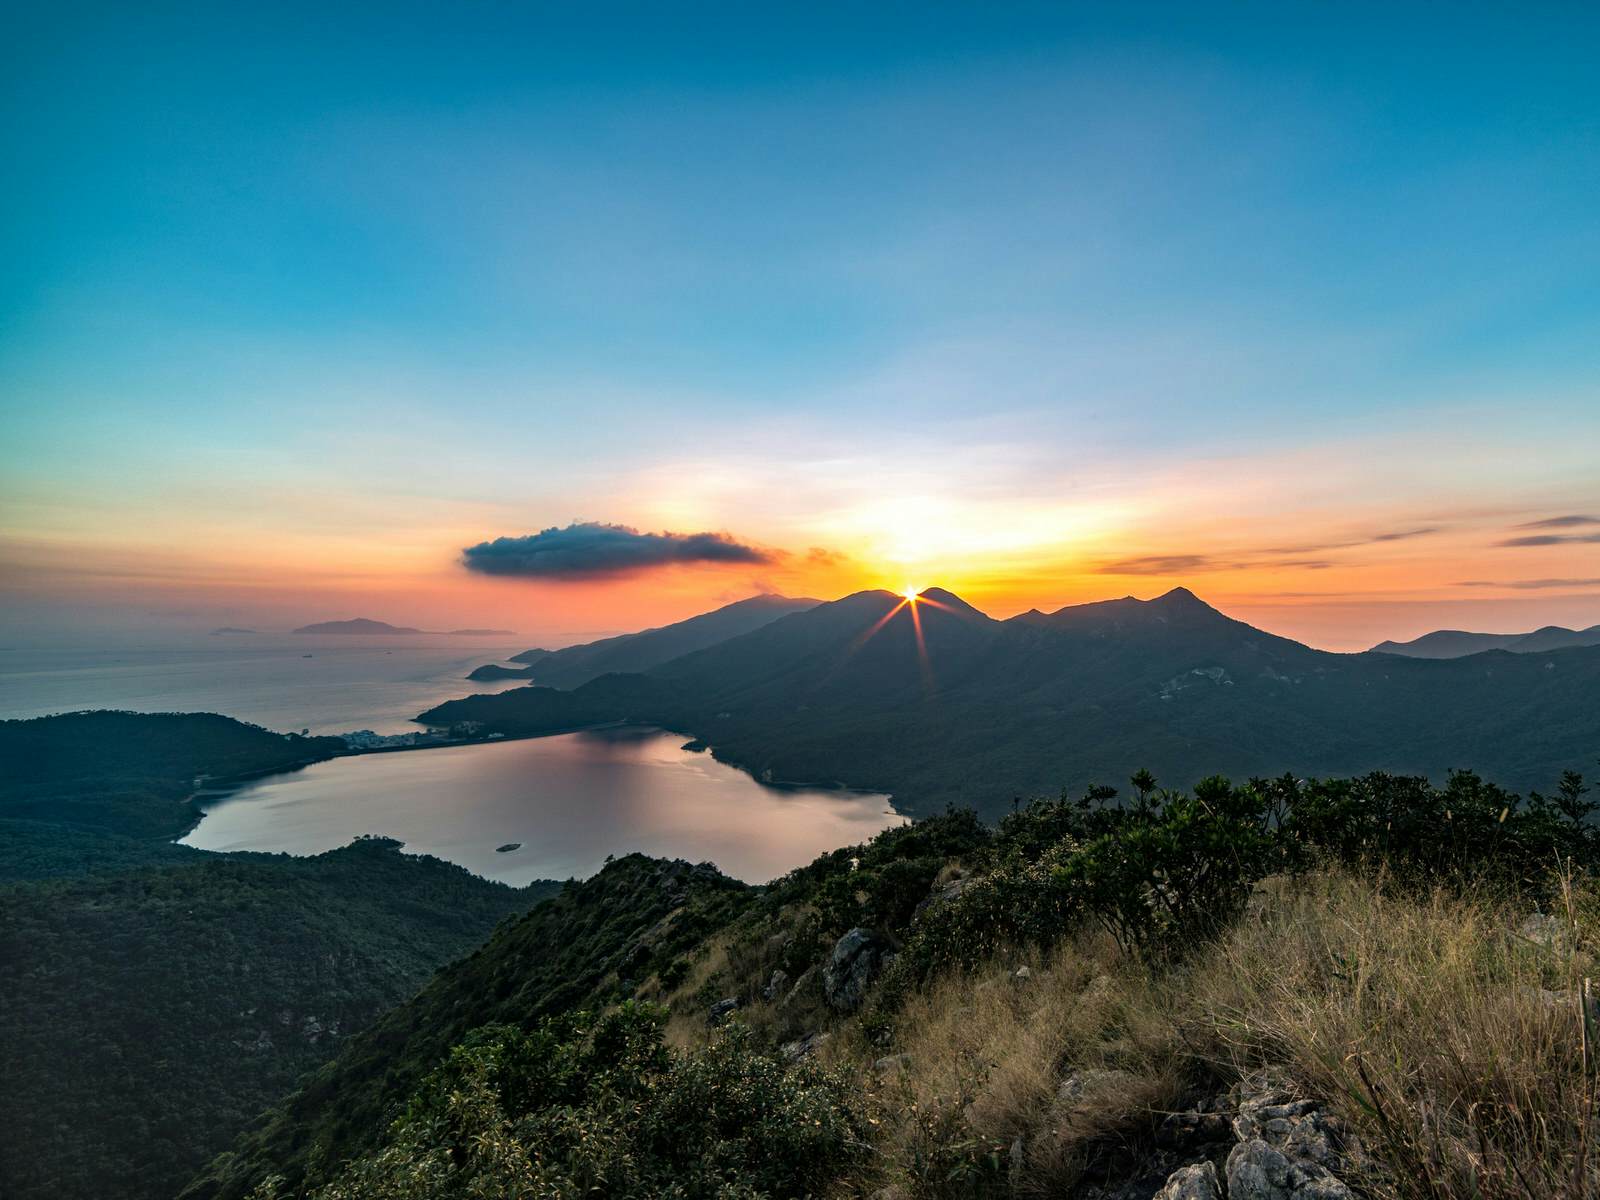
[423, 586, 1600, 814]
[492, 593, 822, 688]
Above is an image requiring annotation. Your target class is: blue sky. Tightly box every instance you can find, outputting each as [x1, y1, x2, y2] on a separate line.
[3, 3, 1598, 647]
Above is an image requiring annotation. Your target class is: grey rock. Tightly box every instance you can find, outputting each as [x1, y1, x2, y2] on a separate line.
[873, 1053, 911, 1076]
[1518, 912, 1572, 949]
[1012, 965, 1033, 985]
[823, 927, 887, 1012]
[1058, 1067, 1136, 1103]
[761, 969, 790, 1001]
[913, 875, 970, 918]
[1225, 1072, 1355, 1200]
[1154, 1161, 1222, 1200]
[708, 997, 739, 1023]
[780, 1031, 831, 1062]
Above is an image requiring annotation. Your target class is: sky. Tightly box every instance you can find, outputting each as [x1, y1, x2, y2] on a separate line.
[3, 2, 1598, 651]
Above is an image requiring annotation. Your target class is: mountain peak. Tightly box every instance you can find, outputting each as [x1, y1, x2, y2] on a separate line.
[916, 586, 986, 615]
[1153, 585, 1206, 607]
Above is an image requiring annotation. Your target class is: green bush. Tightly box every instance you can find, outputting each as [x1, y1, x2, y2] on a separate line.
[302, 1005, 869, 1200]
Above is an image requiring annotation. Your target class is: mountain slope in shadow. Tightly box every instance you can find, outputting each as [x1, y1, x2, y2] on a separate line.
[422, 587, 1600, 817]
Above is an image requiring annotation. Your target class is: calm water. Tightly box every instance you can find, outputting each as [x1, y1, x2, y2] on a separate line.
[181, 728, 904, 884]
[0, 640, 530, 734]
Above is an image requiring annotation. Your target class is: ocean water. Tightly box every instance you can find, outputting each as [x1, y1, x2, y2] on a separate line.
[182, 727, 904, 884]
[0, 639, 530, 735]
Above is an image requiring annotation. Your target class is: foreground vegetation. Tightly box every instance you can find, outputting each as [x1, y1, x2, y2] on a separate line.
[196, 766, 1600, 1199]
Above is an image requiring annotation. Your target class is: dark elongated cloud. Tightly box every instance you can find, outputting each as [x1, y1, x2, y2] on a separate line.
[1515, 515, 1600, 529]
[462, 522, 776, 580]
[1495, 533, 1600, 547]
[1457, 578, 1600, 589]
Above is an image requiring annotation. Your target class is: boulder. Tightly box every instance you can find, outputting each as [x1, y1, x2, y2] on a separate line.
[762, 969, 790, 1002]
[1058, 1067, 1136, 1104]
[824, 927, 887, 1012]
[873, 1053, 911, 1077]
[780, 1031, 831, 1062]
[1154, 1161, 1222, 1200]
[708, 997, 739, 1023]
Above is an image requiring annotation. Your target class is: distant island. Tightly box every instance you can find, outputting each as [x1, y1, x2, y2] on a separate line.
[209, 627, 256, 635]
[293, 618, 514, 636]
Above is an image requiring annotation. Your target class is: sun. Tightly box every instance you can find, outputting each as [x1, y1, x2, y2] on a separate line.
[901, 585, 924, 602]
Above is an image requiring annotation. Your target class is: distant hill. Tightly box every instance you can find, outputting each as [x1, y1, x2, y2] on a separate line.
[1373, 622, 1600, 658]
[0, 711, 345, 841]
[497, 593, 821, 688]
[292, 618, 423, 635]
[423, 587, 1600, 817]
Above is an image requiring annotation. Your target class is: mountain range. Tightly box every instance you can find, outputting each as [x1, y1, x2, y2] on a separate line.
[1371, 622, 1600, 658]
[426, 586, 1600, 817]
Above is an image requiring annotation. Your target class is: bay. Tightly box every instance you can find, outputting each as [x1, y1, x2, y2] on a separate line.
[181, 727, 904, 884]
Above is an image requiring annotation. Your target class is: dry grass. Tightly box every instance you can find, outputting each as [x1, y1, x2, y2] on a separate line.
[1187, 870, 1600, 1200]
[666, 870, 1600, 1199]
[849, 935, 1189, 1198]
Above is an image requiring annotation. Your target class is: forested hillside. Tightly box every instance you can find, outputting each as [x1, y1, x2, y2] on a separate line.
[0, 838, 556, 1200]
[183, 854, 751, 1200]
[0, 710, 345, 840]
[0, 710, 556, 1200]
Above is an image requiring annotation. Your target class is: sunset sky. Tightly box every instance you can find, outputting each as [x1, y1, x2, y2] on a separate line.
[3, 4, 1598, 650]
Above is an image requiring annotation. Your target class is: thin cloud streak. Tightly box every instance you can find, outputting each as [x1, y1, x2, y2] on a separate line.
[1495, 533, 1600, 547]
[1457, 578, 1600, 589]
[1514, 515, 1600, 529]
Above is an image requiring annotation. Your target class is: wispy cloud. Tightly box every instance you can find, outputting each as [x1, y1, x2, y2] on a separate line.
[1495, 533, 1600, 547]
[1457, 578, 1600, 589]
[1099, 527, 1437, 576]
[1514, 515, 1600, 529]
[461, 522, 776, 580]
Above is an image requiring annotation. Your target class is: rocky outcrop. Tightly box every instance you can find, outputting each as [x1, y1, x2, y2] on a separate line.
[823, 927, 889, 1012]
[1155, 1162, 1222, 1200]
[1220, 1072, 1355, 1199]
[1087, 1072, 1362, 1200]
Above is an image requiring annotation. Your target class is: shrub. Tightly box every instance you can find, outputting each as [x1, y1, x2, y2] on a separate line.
[308, 1004, 869, 1199]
